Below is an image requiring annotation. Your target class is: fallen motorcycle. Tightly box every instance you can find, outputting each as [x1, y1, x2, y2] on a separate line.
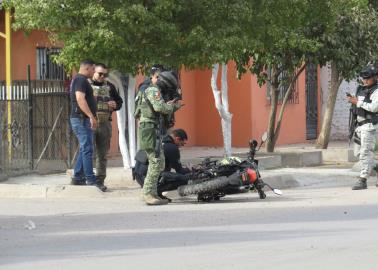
[177, 132, 282, 202]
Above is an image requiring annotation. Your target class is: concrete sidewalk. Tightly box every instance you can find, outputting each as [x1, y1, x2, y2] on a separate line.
[0, 140, 365, 199]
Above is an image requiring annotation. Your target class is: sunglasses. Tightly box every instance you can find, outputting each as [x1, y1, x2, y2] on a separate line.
[97, 72, 108, 77]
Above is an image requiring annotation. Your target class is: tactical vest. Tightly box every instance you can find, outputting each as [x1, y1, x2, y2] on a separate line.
[134, 86, 158, 121]
[91, 81, 111, 122]
[92, 82, 111, 112]
[354, 84, 378, 124]
[135, 90, 176, 133]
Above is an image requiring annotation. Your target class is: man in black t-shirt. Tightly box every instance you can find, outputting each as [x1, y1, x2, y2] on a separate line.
[69, 59, 106, 192]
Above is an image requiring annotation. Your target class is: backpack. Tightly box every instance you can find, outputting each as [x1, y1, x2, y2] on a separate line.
[132, 150, 149, 187]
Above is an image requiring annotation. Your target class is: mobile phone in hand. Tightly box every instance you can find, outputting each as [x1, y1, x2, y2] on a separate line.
[346, 92, 352, 97]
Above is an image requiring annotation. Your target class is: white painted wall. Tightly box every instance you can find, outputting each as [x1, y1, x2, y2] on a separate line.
[320, 65, 358, 140]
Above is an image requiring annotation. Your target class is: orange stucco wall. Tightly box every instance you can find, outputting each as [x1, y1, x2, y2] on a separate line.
[0, 22, 52, 80]
[249, 73, 307, 145]
[184, 64, 253, 147]
[174, 70, 198, 146]
[176, 63, 309, 147]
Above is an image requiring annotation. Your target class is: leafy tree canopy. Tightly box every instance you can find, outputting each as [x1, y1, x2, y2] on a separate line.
[234, 0, 341, 85]
[5, 0, 376, 80]
[5, 0, 257, 74]
[313, 4, 378, 81]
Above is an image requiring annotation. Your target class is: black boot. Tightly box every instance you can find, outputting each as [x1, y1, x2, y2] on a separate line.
[96, 179, 107, 192]
[352, 177, 367, 190]
[374, 165, 378, 187]
[157, 188, 172, 203]
[158, 194, 172, 203]
[70, 177, 86, 185]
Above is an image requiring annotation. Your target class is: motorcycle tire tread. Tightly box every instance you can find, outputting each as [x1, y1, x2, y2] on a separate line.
[177, 177, 230, 197]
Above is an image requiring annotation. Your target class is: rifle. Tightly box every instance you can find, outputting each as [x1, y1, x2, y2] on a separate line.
[348, 105, 358, 145]
[155, 114, 166, 158]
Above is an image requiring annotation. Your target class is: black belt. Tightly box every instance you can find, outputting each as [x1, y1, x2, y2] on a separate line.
[357, 119, 378, 126]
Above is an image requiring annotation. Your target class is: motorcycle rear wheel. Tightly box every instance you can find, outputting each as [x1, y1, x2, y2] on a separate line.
[177, 177, 229, 197]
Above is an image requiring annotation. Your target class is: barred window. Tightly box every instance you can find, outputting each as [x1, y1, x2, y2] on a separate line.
[36, 47, 67, 80]
[266, 69, 299, 105]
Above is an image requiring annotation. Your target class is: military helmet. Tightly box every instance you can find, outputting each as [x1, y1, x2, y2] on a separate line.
[157, 71, 178, 91]
[359, 64, 378, 79]
[150, 64, 165, 75]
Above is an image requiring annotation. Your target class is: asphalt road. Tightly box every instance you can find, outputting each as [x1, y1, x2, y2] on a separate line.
[1, 184, 378, 270]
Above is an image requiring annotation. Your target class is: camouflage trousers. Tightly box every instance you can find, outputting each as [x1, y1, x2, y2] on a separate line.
[143, 149, 165, 196]
[94, 120, 112, 182]
[354, 125, 378, 178]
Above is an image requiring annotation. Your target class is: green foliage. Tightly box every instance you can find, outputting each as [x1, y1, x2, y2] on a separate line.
[313, 5, 378, 81]
[7, 0, 377, 82]
[7, 0, 256, 74]
[235, 0, 337, 86]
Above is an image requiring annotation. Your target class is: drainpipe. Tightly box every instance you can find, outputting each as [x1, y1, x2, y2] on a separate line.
[0, 10, 12, 162]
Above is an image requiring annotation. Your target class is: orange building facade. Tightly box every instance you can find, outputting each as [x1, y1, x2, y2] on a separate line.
[177, 65, 317, 147]
[0, 13, 320, 152]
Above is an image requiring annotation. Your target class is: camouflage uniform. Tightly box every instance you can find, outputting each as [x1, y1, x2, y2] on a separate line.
[353, 84, 378, 180]
[136, 84, 177, 198]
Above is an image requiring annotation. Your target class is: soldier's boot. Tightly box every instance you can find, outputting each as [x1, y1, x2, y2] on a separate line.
[143, 194, 169, 205]
[96, 179, 107, 192]
[374, 165, 378, 187]
[352, 177, 367, 190]
[158, 193, 172, 203]
[157, 186, 172, 203]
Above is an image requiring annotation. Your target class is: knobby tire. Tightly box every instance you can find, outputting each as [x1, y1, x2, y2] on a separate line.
[178, 177, 230, 197]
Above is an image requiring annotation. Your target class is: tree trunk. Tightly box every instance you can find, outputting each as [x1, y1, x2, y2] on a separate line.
[315, 62, 343, 149]
[266, 68, 279, 152]
[211, 63, 233, 157]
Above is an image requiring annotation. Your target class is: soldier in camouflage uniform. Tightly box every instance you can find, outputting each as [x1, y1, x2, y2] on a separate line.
[91, 63, 123, 191]
[135, 69, 181, 205]
[347, 65, 378, 190]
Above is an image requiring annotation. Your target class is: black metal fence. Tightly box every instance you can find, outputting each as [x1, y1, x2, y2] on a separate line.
[0, 78, 77, 180]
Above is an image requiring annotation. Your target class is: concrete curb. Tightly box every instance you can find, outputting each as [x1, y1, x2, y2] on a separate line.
[322, 148, 358, 162]
[0, 146, 361, 199]
[0, 172, 305, 199]
[0, 183, 106, 199]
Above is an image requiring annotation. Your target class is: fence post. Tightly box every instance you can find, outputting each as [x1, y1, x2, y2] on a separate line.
[27, 65, 34, 170]
[66, 91, 72, 168]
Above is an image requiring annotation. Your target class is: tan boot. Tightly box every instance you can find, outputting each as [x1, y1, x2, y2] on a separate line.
[143, 194, 169, 205]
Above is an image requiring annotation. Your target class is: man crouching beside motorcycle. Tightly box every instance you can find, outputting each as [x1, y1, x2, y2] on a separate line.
[133, 128, 192, 202]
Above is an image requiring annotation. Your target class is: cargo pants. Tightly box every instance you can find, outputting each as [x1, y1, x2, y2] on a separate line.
[143, 148, 165, 196]
[354, 124, 378, 178]
[94, 118, 112, 183]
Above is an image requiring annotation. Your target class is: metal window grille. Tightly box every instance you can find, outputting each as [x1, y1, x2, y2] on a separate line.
[266, 69, 299, 105]
[36, 47, 67, 80]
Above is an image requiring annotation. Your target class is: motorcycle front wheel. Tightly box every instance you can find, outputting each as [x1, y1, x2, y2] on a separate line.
[177, 177, 229, 197]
